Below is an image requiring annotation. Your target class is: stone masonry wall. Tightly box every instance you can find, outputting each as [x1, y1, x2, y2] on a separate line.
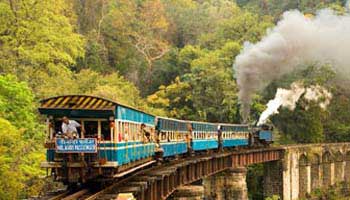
[203, 167, 248, 200]
[277, 143, 350, 200]
[263, 160, 283, 198]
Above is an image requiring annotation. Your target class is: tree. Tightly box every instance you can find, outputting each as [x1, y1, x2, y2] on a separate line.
[198, 8, 273, 49]
[0, 75, 45, 198]
[148, 43, 241, 122]
[0, 118, 24, 199]
[0, 75, 38, 138]
[85, 70, 148, 109]
[98, 0, 170, 83]
[0, 0, 85, 96]
[132, 0, 169, 74]
[73, 0, 112, 73]
[185, 50, 239, 122]
[161, 0, 199, 47]
[147, 77, 193, 119]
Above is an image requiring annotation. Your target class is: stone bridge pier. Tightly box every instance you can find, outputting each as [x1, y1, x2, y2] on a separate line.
[203, 167, 248, 200]
[264, 143, 350, 200]
[169, 167, 248, 200]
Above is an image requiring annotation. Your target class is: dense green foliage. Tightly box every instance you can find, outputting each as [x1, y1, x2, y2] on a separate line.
[247, 164, 264, 199]
[306, 182, 350, 200]
[0, 0, 350, 198]
[0, 75, 44, 198]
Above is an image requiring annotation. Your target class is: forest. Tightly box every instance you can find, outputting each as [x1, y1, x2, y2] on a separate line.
[0, 0, 349, 199]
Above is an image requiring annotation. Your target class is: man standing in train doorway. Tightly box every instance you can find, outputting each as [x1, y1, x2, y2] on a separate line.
[141, 123, 151, 142]
[62, 116, 81, 139]
[218, 125, 223, 152]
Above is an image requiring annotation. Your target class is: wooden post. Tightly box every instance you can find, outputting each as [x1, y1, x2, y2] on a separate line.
[81, 120, 85, 138]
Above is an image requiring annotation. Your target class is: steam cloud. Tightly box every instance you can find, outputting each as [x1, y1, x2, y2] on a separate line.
[257, 82, 305, 125]
[234, 9, 350, 121]
[304, 85, 332, 110]
[257, 82, 332, 125]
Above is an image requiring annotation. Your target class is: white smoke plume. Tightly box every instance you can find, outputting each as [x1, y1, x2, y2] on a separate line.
[304, 85, 332, 110]
[257, 82, 305, 125]
[257, 82, 332, 125]
[234, 9, 350, 121]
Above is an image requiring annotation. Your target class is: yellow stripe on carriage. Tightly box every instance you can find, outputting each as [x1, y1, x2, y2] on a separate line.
[80, 97, 92, 109]
[86, 98, 97, 109]
[52, 97, 65, 107]
[91, 99, 103, 109]
[71, 96, 86, 109]
[43, 98, 55, 107]
[98, 100, 109, 108]
[60, 96, 72, 107]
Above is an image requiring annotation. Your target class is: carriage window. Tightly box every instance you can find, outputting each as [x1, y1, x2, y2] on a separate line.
[53, 118, 82, 137]
[167, 132, 171, 142]
[101, 121, 111, 140]
[161, 132, 166, 141]
[54, 120, 62, 135]
[84, 121, 98, 138]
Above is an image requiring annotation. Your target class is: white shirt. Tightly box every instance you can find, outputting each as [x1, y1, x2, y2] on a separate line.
[62, 120, 81, 134]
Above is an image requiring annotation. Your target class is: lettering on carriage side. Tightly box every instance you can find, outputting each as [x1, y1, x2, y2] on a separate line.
[56, 138, 97, 153]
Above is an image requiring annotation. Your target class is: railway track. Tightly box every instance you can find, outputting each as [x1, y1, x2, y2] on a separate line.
[41, 149, 276, 200]
[83, 160, 172, 200]
[81, 154, 217, 200]
[38, 188, 91, 200]
[41, 153, 226, 200]
[82, 149, 275, 200]
[38, 190, 70, 200]
[40, 152, 235, 200]
[39, 159, 164, 200]
[75, 158, 188, 200]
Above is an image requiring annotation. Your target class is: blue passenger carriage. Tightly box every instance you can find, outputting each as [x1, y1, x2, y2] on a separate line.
[218, 124, 250, 148]
[155, 117, 189, 157]
[38, 95, 155, 184]
[190, 121, 218, 151]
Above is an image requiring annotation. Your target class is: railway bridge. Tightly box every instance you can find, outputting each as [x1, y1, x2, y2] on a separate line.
[74, 143, 350, 200]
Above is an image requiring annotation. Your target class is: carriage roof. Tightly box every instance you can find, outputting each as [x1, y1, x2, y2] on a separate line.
[218, 123, 249, 132]
[38, 95, 155, 125]
[156, 116, 189, 132]
[190, 120, 217, 132]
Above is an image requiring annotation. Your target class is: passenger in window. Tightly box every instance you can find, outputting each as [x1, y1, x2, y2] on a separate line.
[141, 123, 151, 143]
[101, 121, 110, 140]
[85, 122, 98, 138]
[218, 125, 223, 151]
[167, 134, 171, 142]
[61, 116, 82, 139]
[161, 132, 166, 141]
[124, 125, 129, 142]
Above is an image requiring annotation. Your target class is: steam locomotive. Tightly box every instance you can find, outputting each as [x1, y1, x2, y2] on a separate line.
[39, 95, 273, 185]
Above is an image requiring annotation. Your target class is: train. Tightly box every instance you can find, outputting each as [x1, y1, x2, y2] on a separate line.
[39, 95, 273, 185]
